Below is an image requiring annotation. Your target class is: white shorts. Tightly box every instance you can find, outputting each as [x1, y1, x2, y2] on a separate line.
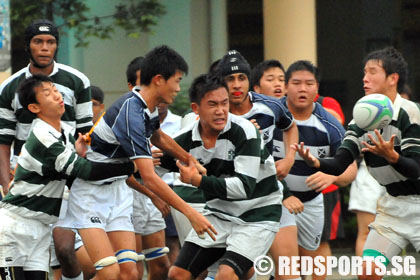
[349, 160, 385, 214]
[279, 194, 324, 250]
[185, 214, 276, 262]
[57, 178, 134, 232]
[132, 190, 166, 235]
[171, 203, 205, 246]
[0, 208, 51, 272]
[369, 192, 420, 252]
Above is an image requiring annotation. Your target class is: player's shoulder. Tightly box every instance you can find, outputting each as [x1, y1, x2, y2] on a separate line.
[313, 103, 345, 135]
[0, 68, 27, 95]
[230, 113, 258, 139]
[55, 63, 90, 88]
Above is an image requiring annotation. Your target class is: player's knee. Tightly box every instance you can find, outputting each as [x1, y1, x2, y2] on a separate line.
[216, 265, 239, 280]
[168, 266, 191, 280]
[148, 256, 170, 276]
[53, 228, 76, 259]
[119, 266, 139, 280]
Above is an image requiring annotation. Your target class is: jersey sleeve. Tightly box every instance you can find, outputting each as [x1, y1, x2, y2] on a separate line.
[199, 126, 261, 200]
[276, 97, 294, 130]
[74, 82, 93, 135]
[0, 85, 17, 145]
[111, 98, 153, 159]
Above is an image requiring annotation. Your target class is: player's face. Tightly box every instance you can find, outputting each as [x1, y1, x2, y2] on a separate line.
[92, 98, 104, 123]
[363, 60, 391, 95]
[224, 73, 249, 106]
[159, 70, 183, 105]
[29, 34, 57, 68]
[285, 70, 318, 111]
[254, 67, 285, 98]
[194, 87, 229, 134]
[30, 82, 65, 118]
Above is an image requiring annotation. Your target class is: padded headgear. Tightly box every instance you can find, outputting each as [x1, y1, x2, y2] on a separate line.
[24, 19, 59, 47]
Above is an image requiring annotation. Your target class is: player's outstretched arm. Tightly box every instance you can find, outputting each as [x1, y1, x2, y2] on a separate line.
[126, 176, 171, 217]
[291, 142, 320, 168]
[151, 129, 207, 174]
[306, 160, 358, 192]
[134, 157, 217, 240]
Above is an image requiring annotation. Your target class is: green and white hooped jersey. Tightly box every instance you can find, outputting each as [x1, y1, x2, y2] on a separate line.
[0, 119, 94, 224]
[341, 94, 420, 196]
[0, 62, 92, 164]
[161, 113, 282, 231]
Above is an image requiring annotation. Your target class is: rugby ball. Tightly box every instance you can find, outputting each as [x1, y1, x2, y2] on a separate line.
[352, 94, 393, 131]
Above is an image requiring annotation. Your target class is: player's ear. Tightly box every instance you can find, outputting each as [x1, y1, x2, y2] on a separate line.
[152, 74, 164, 86]
[388, 73, 399, 87]
[28, 103, 40, 114]
[191, 102, 199, 114]
[253, 84, 260, 93]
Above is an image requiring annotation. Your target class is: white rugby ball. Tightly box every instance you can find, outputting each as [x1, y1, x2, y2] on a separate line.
[352, 94, 393, 131]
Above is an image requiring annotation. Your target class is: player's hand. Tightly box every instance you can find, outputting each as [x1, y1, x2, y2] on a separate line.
[306, 172, 336, 192]
[187, 210, 217, 241]
[176, 155, 201, 186]
[275, 158, 294, 180]
[152, 149, 163, 166]
[151, 196, 171, 217]
[192, 158, 207, 175]
[250, 119, 262, 134]
[361, 130, 399, 163]
[291, 142, 320, 168]
[75, 133, 87, 157]
[283, 196, 304, 214]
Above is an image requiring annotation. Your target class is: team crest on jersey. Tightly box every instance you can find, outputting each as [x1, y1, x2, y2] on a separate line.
[317, 148, 326, 158]
[227, 149, 235, 160]
[273, 145, 281, 153]
[263, 131, 270, 141]
[39, 26, 50, 32]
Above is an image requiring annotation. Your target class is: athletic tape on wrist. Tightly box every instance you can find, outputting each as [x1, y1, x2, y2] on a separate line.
[143, 246, 170, 261]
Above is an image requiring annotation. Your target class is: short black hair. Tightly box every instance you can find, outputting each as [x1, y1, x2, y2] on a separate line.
[208, 59, 221, 75]
[91, 85, 104, 104]
[140, 45, 188, 86]
[285, 60, 320, 84]
[363, 47, 408, 93]
[251, 59, 285, 88]
[189, 74, 228, 104]
[18, 74, 54, 111]
[126, 56, 144, 86]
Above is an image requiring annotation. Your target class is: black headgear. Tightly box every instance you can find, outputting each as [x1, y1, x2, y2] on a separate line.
[217, 50, 251, 78]
[24, 19, 59, 47]
[24, 19, 59, 68]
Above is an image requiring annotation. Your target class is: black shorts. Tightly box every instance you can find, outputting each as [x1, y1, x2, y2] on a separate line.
[174, 241, 253, 278]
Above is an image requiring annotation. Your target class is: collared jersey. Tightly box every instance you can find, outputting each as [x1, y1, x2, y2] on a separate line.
[273, 99, 346, 202]
[0, 62, 92, 162]
[88, 86, 159, 182]
[340, 94, 420, 196]
[161, 113, 282, 231]
[0, 119, 94, 224]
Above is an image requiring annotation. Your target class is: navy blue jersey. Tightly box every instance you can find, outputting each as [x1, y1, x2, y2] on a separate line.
[89, 86, 160, 164]
[273, 99, 345, 201]
[239, 92, 294, 153]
